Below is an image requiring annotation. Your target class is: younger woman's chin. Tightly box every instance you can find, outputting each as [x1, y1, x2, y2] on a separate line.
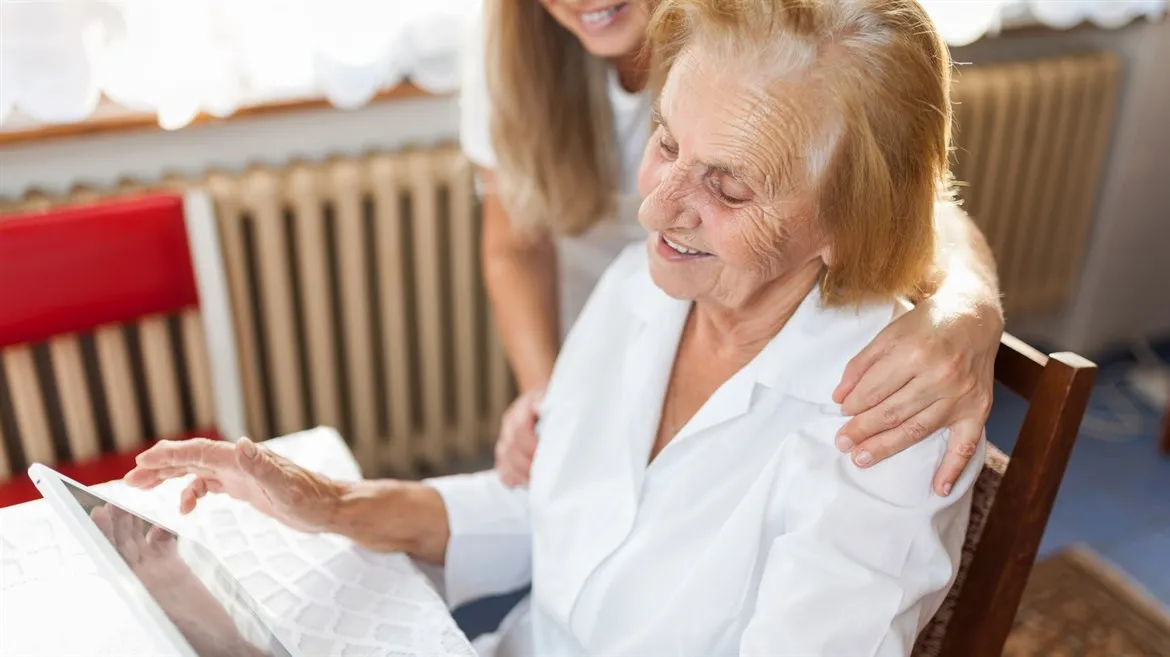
[576, 21, 647, 59]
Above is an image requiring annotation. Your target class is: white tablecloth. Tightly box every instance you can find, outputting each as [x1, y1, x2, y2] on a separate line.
[0, 426, 473, 657]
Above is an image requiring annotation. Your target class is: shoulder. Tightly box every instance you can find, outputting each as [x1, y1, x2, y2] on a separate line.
[781, 416, 980, 527]
[756, 294, 984, 506]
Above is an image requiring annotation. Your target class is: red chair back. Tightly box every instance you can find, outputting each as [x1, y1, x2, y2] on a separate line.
[0, 195, 200, 347]
[0, 193, 224, 506]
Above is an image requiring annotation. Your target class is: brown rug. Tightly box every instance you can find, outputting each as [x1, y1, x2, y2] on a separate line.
[1005, 546, 1170, 657]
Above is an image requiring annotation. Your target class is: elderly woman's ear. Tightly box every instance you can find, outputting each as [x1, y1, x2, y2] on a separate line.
[817, 243, 833, 267]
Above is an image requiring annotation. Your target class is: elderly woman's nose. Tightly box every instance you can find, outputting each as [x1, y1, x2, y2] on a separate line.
[642, 200, 701, 234]
[642, 171, 701, 230]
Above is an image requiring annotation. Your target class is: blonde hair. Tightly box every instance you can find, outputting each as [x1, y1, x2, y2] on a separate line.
[648, 0, 951, 305]
[485, 0, 621, 236]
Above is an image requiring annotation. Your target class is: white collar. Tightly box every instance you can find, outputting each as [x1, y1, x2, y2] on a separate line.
[620, 260, 896, 406]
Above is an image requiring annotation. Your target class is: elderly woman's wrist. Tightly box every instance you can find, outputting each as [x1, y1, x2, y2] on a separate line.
[328, 480, 449, 561]
[399, 483, 450, 564]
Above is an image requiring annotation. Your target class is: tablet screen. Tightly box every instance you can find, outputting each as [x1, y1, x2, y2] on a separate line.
[62, 480, 294, 657]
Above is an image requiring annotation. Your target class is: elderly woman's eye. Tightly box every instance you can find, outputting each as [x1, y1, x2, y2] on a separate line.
[658, 135, 679, 160]
[711, 177, 751, 205]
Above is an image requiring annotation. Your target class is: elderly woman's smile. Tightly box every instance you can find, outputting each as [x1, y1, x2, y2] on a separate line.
[659, 233, 708, 257]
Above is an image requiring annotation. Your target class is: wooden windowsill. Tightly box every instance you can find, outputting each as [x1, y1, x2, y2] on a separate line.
[0, 82, 438, 148]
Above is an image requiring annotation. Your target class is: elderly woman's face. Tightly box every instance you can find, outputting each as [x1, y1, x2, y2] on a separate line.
[637, 47, 830, 308]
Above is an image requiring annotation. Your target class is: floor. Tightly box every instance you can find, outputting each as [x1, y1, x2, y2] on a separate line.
[454, 339, 1170, 638]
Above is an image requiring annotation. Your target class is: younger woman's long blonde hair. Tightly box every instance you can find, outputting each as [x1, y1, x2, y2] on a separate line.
[485, 0, 622, 236]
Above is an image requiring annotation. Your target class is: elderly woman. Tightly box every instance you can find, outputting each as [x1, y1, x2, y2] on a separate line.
[128, 0, 984, 654]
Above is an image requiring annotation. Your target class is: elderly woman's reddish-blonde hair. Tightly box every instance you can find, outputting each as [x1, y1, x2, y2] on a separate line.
[648, 0, 952, 305]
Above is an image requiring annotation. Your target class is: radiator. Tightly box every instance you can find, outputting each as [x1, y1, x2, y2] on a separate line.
[0, 311, 217, 480]
[0, 149, 513, 478]
[951, 52, 1121, 316]
[204, 149, 514, 475]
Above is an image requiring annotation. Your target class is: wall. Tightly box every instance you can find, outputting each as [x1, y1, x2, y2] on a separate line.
[953, 19, 1170, 356]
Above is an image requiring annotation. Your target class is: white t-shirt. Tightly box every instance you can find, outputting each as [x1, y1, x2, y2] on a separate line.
[459, 8, 652, 334]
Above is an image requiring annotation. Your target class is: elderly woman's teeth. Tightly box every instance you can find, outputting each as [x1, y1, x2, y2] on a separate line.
[581, 4, 623, 25]
[664, 236, 703, 255]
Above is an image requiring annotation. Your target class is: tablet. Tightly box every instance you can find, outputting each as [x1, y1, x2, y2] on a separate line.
[28, 463, 297, 657]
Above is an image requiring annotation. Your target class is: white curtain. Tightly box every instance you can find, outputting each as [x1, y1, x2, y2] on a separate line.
[920, 0, 1166, 47]
[0, 0, 472, 130]
[0, 0, 1165, 131]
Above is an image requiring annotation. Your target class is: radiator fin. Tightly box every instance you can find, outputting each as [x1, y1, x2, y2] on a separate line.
[94, 324, 143, 452]
[207, 173, 271, 442]
[4, 347, 55, 465]
[332, 159, 380, 469]
[181, 309, 217, 430]
[48, 335, 100, 462]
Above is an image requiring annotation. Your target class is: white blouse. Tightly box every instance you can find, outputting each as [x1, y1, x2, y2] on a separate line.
[428, 243, 984, 657]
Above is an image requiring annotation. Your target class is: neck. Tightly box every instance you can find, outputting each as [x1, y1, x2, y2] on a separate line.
[689, 261, 824, 357]
[612, 50, 649, 93]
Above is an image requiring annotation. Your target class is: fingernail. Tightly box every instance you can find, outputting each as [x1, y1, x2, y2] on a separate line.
[835, 435, 852, 452]
[239, 437, 257, 458]
[854, 450, 873, 466]
[942, 482, 953, 496]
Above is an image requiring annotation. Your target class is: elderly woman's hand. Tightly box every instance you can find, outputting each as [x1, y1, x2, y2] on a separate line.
[125, 438, 344, 533]
[495, 386, 545, 488]
[832, 296, 1002, 495]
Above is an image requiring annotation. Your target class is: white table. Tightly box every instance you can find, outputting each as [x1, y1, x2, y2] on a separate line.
[0, 427, 474, 657]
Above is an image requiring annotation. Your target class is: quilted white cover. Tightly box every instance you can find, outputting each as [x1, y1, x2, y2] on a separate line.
[0, 427, 473, 657]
